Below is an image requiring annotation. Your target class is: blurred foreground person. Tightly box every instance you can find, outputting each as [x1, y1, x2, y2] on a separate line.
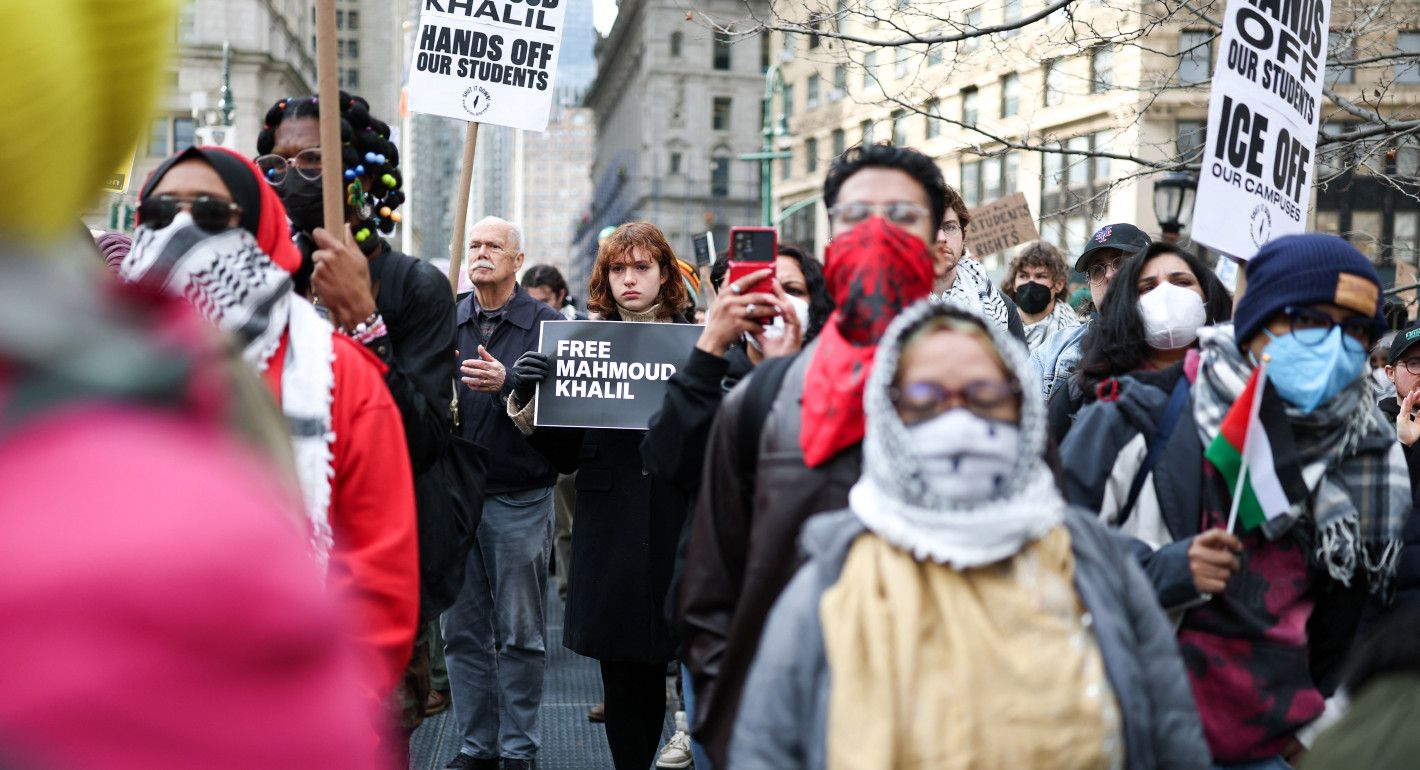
[0, 1, 384, 768]
[731, 300, 1208, 769]
[122, 147, 420, 705]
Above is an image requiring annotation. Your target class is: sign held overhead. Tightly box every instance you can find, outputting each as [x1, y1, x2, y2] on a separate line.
[1191, 0, 1331, 259]
[968, 192, 1041, 258]
[407, 0, 567, 132]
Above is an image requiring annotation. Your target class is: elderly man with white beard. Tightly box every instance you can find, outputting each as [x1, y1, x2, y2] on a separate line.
[443, 216, 565, 770]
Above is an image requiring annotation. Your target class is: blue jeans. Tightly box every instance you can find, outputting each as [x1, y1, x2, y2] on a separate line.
[680, 665, 713, 770]
[442, 487, 555, 761]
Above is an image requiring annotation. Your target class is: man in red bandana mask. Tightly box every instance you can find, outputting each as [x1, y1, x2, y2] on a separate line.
[679, 143, 952, 767]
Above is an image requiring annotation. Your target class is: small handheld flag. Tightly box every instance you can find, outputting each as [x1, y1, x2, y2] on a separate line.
[1204, 361, 1308, 533]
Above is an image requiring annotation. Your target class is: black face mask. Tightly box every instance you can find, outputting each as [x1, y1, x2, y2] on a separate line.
[1015, 281, 1053, 315]
[276, 172, 325, 233]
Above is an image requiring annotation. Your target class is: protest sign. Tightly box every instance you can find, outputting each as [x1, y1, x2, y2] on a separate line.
[407, 0, 567, 132]
[534, 320, 703, 430]
[968, 192, 1040, 257]
[1191, 0, 1331, 259]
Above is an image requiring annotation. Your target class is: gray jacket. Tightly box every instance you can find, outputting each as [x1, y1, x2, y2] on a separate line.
[729, 508, 1210, 770]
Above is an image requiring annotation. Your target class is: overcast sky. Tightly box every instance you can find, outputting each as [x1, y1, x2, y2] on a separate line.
[593, 0, 616, 35]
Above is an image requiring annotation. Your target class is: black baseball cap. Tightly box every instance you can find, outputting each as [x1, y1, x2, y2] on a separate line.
[1388, 322, 1420, 365]
[1074, 223, 1152, 273]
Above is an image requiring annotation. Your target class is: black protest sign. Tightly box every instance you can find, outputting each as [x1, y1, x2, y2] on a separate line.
[1192, 0, 1331, 258]
[534, 320, 703, 430]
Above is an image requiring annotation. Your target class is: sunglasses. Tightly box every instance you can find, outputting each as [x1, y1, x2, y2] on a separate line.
[138, 194, 241, 232]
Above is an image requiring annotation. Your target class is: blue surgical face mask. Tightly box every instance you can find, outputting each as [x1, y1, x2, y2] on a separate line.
[1259, 326, 1367, 412]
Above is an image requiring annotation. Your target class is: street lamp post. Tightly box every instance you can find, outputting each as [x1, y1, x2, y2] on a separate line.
[738, 61, 793, 226]
[1152, 171, 1197, 243]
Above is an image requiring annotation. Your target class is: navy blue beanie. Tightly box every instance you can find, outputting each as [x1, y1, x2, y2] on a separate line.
[1233, 233, 1385, 348]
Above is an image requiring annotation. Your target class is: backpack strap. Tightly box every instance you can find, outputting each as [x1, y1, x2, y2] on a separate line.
[737, 353, 798, 482]
[1119, 375, 1191, 522]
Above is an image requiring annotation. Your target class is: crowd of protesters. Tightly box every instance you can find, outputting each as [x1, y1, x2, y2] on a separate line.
[5, 4, 1420, 770]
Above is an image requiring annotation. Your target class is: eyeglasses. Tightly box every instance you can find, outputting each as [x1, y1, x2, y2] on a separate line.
[254, 148, 323, 185]
[828, 201, 931, 230]
[467, 241, 506, 255]
[938, 222, 963, 237]
[1393, 358, 1420, 375]
[137, 194, 241, 232]
[1282, 306, 1374, 350]
[889, 379, 1022, 424]
[1086, 256, 1124, 286]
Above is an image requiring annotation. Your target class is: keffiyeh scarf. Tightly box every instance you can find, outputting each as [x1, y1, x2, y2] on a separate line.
[122, 218, 337, 569]
[1192, 324, 1408, 593]
[937, 255, 1013, 334]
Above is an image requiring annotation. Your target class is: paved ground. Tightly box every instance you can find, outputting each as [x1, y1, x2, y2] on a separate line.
[409, 584, 677, 770]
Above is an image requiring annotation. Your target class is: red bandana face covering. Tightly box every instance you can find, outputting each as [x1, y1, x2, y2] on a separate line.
[800, 216, 936, 467]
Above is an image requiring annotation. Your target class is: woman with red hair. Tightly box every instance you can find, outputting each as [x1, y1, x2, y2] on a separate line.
[121, 146, 420, 713]
[506, 222, 695, 769]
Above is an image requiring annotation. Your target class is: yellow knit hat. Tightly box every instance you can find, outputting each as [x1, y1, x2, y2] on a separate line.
[1, 0, 177, 240]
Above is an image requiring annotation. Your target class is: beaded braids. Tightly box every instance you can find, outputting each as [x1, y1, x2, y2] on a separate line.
[256, 92, 405, 244]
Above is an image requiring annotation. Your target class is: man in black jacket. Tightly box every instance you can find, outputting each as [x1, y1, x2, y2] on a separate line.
[444, 217, 562, 770]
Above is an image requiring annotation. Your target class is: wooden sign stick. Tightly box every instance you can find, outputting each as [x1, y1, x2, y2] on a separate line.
[446, 121, 481, 295]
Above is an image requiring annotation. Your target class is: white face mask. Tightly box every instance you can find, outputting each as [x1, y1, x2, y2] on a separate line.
[904, 409, 1020, 503]
[746, 294, 811, 351]
[1137, 280, 1207, 350]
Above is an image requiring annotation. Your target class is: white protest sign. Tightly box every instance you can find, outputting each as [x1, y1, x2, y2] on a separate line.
[407, 0, 566, 132]
[1191, 0, 1330, 259]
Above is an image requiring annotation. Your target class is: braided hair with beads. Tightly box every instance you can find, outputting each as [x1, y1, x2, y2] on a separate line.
[256, 92, 405, 246]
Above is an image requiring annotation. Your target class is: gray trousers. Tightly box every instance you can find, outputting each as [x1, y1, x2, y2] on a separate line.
[441, 486, 555, 761]
[553, 472, 576, 601]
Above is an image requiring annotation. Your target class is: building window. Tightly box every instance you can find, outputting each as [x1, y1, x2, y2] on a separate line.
[782, 83, 794, 122]
[669, 151, 683, 175]
[807, 74, 821, 108]
[147, 117, 169, 157]
[1326, 38, 1355, 86]
[807, 137, 819, 173]
[173, 117, 196, 151]
[760, 31, 771, 72]
[712, 97, 732, 131]
[808, 15, 823, 49]
[833, 65, 847, 98]
[671, 31, 683, 57]
[1044, 59, 1066, 106]
[1397, 32, 1420, 84]
[713, 35, 731, 70]
[1003, 0, 1022, 36]
[347, 10, 359, 29]
[340, 67, 360, 89]
[963, 9, 983, 51]
[925, 98, 942, 139]
[1179, 31, 1212, 85]
[336, 9, 344, 29]
[860, 119, 875, 145]
[962, 87, 978, 127]
[832, 128, 846, 158]
[927, 41, 944, 67]
[782, 148, 794, 180]
[1090, 46, 1114, 93]
[891, 109, 907, 145]
[863, 52, 878, 88]
[1040, 131, 1114, 256]
[1000, 73, 1020, 117]
[711, 155, 731, 197]
[1176, 120, 1206, 161]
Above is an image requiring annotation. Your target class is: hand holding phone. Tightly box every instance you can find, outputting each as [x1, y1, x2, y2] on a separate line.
[726, 226, 778, 300]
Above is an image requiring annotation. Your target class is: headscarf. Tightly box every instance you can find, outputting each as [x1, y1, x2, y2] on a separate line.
[799, 218, 936, 467]
[1193, 323, 1409, 593]
[849, 298, 1066, 566]
[138, 146, 301, 272]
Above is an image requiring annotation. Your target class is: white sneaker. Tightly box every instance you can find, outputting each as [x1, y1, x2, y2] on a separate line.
[655, 711, 693, 769]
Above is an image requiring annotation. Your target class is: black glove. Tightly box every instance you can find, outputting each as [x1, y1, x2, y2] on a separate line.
[511, 350, 552, 405]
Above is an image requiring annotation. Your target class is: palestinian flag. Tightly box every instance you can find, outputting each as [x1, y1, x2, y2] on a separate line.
[1203, 363, 1308, 533]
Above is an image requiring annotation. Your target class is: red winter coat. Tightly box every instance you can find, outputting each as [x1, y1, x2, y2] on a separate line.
[264, 331, 420, 698]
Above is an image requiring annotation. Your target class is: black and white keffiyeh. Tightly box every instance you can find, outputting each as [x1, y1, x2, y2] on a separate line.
[122, 216, 337, 569]
[936, 255, 1013, 334]
[1193, 324, 1408, 593]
